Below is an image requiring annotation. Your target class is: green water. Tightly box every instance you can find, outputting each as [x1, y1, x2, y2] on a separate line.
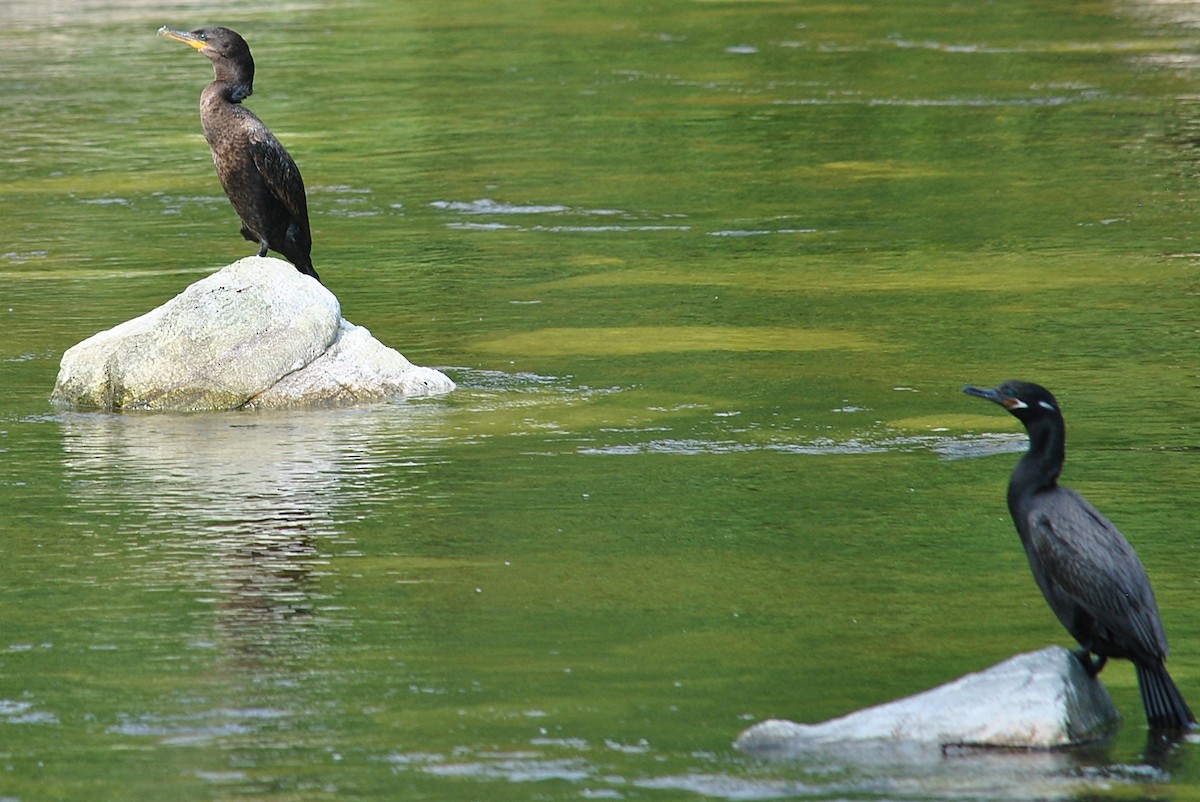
[5, 0, 1200, 799]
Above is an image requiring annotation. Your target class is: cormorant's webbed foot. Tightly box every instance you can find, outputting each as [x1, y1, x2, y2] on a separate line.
[1073, 648, 1107, 678]
[257, 241, 269, 257]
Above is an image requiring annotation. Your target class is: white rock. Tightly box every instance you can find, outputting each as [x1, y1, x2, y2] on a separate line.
[735, 646, 1119, 755]
[248, 319, 454, 408]
[51, 256, 455, 411]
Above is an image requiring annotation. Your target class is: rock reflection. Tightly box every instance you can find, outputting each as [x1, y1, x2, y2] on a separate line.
[57, 403, 449, 667]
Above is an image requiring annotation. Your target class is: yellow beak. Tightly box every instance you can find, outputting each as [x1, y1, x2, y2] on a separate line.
[158, 26, 208, 51]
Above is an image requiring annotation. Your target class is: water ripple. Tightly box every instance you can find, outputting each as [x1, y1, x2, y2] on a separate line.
[578, 432, 1026, 458]
[431, 199, 623, 216]
[383, 734, 1126, 801]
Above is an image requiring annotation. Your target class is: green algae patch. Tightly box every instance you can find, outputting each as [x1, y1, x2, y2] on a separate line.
[474, 326, 880, 357]
[816, 160, 946, 181]
[527, 252, 1177, 298]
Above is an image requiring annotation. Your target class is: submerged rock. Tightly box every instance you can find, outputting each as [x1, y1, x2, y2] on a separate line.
[735, 646, 1119, 755]
[50, 256, 455, 411]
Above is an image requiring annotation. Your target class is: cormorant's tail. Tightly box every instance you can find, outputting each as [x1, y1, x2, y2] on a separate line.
[297, 258, 321, 284]
[1134, 661, 1195, 730]
[281, 224, 320, 283]
[287, 252, 320, 283]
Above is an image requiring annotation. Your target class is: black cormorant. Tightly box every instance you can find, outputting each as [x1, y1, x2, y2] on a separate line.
[965, 380, 1193, 730]
[158, 26, 320, 282]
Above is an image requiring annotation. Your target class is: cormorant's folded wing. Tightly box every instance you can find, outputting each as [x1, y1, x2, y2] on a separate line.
[249, 129, 310, 236]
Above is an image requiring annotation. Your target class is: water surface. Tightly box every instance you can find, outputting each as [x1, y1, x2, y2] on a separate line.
[4, 0, 1200, 799]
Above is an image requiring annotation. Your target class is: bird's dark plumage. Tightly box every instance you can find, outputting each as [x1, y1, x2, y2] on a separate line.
[965, 380, 1193, 731]
[158, 26, 320, 282]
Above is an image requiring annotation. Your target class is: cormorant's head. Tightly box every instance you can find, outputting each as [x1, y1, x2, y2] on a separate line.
[158, 26, 255, 96]
[963, 380, 1061, 423]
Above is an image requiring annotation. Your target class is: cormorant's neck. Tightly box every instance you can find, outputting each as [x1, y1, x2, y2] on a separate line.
[1007, 413, 1065, 506]
[207, 78, 252, 104]
[209, 60, 253, 104]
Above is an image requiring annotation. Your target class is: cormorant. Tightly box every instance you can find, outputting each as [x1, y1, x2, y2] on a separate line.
[965, 380, 1193, 730]
[158, 26, 320, 282]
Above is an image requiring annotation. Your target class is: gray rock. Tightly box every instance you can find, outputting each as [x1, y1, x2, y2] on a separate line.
[735, 646, 1119, 755]
[50, 256, 455, 411]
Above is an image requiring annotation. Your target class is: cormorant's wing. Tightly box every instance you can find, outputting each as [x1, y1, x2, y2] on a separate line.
[1026, 488, 1167, 659]
[248, 128, 311, 236]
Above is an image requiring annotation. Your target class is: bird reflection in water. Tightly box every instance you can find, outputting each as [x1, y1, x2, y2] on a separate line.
[204, 519, 324, 666]
[57, 412, 353, 669]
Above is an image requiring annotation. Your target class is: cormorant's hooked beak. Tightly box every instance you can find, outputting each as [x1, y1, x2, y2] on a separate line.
[158, 26, 208, 51]
[963, 384, 1027, 411]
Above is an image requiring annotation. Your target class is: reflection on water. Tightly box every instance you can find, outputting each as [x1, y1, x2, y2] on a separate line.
[57, 402, 450, 665]
[59, 402, 451, 530]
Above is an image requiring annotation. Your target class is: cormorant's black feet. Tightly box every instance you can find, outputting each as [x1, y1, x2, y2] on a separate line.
[1073, 648, 1107, 678]
[257, 241, 269, 257]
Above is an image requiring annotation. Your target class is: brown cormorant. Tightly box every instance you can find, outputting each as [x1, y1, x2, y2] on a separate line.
[158, 26, 320, 282]
[965, 380, 1193, 730]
